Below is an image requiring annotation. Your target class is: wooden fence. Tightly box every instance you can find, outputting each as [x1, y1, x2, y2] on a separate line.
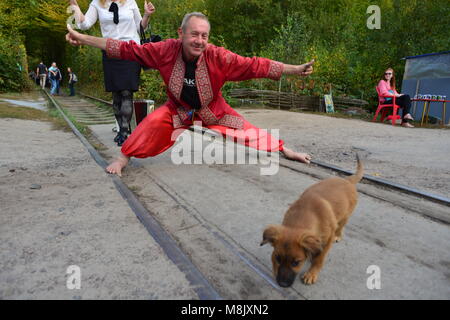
[229, 88, 368, 112]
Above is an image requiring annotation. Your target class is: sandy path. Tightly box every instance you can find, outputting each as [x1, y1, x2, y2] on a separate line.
[237, 108, 450, 198]
[0, 118, 198, 299]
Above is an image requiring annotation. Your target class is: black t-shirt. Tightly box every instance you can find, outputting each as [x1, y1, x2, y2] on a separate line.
[37, 63, 47, 75]
[180, 59, 202, 110]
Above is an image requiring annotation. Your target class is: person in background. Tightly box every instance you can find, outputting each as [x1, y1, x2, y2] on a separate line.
[36, 61, 48, 89]
[69, 0, 156, 146]
[377, 68, 414, 128]
[68, 67, 76, 96]
[56, 66, 62, 95]
[29, 70, 37, 84]
[48, 62, 59, 95]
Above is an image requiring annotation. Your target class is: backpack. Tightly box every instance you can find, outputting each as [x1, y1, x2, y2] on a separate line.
[72, 73, 78, 82]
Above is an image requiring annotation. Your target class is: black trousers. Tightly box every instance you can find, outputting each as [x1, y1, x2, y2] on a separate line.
[383, 94, 411, 121]
[112, 90, 133, 136]
[69, 81, 75, 96]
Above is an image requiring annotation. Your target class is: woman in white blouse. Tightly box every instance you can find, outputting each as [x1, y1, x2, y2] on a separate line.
[70, 0, 155, 146]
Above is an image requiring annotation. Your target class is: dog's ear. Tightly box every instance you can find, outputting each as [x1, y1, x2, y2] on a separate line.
[298, 233, 322, 255]
[260, 225, 282, 246]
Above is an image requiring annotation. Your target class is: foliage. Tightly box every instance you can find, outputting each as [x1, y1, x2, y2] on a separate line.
[0, 33, 32, 92]
[205, 0, 285, 55]
[1, 0, 449, 112]
[135, 70, 166, 102]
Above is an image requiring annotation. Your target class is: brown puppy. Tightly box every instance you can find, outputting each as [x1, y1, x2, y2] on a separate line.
[261, 155, 363, 287]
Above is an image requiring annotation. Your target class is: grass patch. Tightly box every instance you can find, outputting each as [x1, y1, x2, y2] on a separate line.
[0, 102, 73, 131]
[47, 107, 74, 132]
[0, 103, 48, 121]
[55, 105, 91, 135]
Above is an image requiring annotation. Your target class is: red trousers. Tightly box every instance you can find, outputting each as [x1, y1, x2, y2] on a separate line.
[121, 104, 284, 158]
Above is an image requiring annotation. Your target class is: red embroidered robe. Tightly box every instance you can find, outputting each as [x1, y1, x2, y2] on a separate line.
[106, 38, 284, 129]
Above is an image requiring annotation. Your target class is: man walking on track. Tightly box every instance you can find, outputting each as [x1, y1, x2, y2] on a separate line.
[66, 12, 314, 176]
[36, 61, 48, 89]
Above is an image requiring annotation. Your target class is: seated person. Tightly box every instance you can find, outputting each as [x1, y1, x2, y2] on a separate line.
[377, 68, 414, 128]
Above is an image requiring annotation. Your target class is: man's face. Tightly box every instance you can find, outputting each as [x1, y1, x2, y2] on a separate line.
[178, 17, 210, 61]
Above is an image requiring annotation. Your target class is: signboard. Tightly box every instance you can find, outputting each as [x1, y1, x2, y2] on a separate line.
[324, 94, 334, 113]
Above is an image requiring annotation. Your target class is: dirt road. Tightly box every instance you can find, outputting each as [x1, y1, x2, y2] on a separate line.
[1, 92, 449, 299]
[0, 116, 199, 299]
[238, 108, 450, 198]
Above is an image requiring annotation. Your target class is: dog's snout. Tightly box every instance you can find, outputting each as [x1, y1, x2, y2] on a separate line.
[276, 267, 297, 288]
[277, 279, 294, 288]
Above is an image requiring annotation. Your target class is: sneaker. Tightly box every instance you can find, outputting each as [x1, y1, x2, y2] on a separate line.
[401, 122, 414, 128]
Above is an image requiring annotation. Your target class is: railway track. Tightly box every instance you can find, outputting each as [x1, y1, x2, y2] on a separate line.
[79, 92, 450, 209]
[44, 90, 450, 299]
[52, 94, 116, 125]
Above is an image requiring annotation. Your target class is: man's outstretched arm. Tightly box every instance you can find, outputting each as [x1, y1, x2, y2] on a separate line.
[66, 24, 164, 69]
[66, 24, 107, 50]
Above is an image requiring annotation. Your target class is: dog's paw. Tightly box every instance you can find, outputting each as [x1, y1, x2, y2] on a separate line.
[334, 235, 342, 243]
[302, 271, 318, 285]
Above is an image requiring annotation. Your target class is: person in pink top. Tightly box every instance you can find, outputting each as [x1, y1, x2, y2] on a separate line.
[377, 68, 414, 128]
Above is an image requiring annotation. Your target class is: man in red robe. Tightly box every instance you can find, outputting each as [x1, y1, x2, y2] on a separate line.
[66, 12, 314, 176]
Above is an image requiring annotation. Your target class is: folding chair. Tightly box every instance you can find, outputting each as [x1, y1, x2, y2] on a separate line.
[373, 86, 401, 125]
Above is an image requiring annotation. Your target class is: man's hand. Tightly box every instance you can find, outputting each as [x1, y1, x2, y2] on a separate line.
[297, 59, 314, 77]
[283, 59, 315, 77]
[66, 24, 84, 46]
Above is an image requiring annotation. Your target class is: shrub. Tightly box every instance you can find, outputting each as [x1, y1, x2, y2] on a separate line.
[0, 34, 32, 92]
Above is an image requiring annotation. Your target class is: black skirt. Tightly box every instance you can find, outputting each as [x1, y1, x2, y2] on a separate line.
[102, 51, 141, 92]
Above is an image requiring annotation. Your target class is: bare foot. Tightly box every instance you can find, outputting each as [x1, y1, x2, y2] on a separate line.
[106, 154, 129, 177]
[403, 113, 414, 121]
[281, 147, 311, 164]
[401, 122, 414, 128]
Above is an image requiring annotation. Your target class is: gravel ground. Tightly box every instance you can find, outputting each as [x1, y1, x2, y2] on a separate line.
[1, 92, 448, 300]
[0, 118, 198, 299]
[237, 108, 450, 198]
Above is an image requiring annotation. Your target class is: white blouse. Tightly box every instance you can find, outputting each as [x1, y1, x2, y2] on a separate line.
[77, 0, 142, 43]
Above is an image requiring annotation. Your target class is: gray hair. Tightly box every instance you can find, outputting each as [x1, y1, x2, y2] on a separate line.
[181, 12, 210, 32]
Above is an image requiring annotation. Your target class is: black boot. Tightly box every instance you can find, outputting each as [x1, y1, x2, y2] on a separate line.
[114, 132, 121, 143]
[117, 132, 128, 147]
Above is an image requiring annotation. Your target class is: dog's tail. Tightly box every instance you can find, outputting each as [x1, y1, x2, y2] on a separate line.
[346, 153, 364, 184]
